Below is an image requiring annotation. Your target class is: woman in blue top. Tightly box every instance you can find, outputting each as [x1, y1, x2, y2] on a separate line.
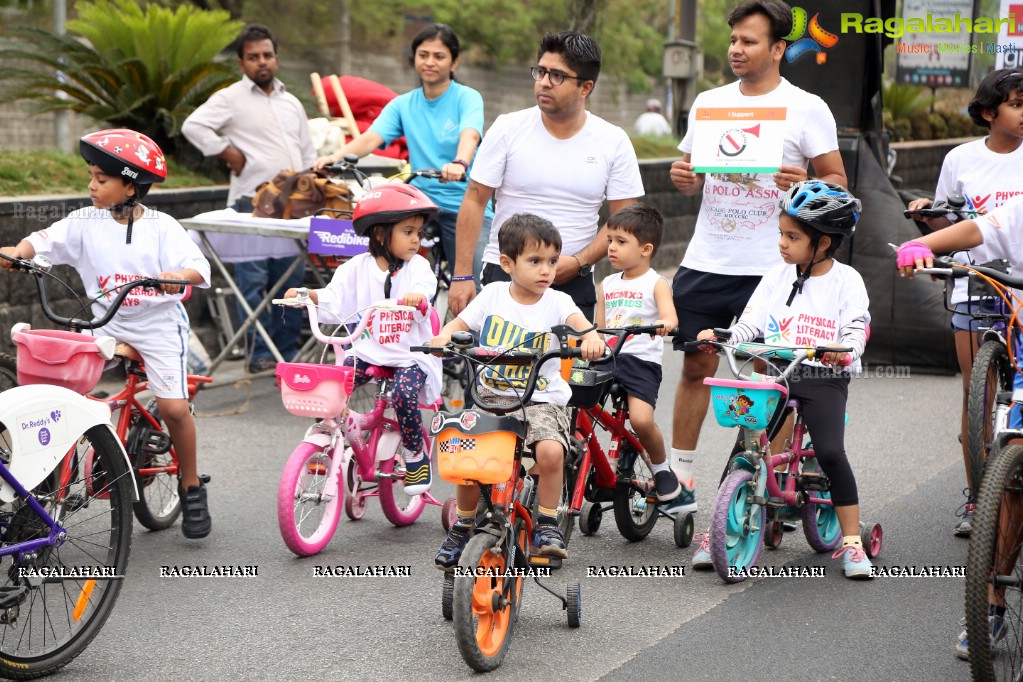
[316, 24, 493, 284]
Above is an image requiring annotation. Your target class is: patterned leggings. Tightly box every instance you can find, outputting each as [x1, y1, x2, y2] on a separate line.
[348, 360, 427, 455]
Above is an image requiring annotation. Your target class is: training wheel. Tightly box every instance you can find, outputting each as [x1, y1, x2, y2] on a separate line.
[566, 581, 582, 628]
[441, 497, 458, 532]
[441, 573, 454, 621]
[860, 522, 882, 558]
[764, 521, 784, 549]
[673, 512, 695, 548]
[579, 501, 603, 536]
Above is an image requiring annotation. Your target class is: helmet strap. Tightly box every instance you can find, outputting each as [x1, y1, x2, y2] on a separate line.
[111, 192, 139, 245]
[383, 258, 402, 298]
[786, 242, 823, 307]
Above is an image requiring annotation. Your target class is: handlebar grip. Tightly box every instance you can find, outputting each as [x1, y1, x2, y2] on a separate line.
[410, 345, 441, 354]
[154, 279, 191, 287]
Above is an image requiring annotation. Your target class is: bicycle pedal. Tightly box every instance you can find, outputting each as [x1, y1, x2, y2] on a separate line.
[0, 585, 28, 610]
[797, 472, 829, 491]
[528, 554, 562, 570]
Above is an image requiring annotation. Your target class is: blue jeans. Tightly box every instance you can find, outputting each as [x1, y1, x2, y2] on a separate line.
[430, 209, 492, 286]
[231, 197, 304, 363]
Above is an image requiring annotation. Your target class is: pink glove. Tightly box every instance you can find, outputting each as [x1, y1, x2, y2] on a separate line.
[896, 241, 934, 269]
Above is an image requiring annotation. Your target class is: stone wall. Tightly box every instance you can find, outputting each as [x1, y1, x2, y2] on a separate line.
[0, 141, 954, 359]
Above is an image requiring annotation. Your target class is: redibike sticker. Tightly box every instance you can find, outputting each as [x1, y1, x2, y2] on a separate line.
[17, 406, 70, 454]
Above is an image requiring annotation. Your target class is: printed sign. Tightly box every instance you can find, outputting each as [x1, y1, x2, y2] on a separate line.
[690, 108, 787, 173]
[308, 217, 368, 257]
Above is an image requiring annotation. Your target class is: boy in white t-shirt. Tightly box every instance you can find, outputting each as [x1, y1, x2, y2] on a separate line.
[430, 214, 603, 568]
[594, 204, 680, 502]
[1, 129, 214, 539]
[905, 67, 1023, 538]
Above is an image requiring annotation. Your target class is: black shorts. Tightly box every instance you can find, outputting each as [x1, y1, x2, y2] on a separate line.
[481, 262, 596, 321]
[594, 353, 662, 408]
[671, 266, 762, 347]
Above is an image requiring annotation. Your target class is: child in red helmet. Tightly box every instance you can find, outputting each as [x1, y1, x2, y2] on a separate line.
[284, 183, 444, 494]
[0, 129, 214, 539]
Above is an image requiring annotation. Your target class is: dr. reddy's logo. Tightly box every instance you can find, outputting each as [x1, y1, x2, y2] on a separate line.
[785, 6, 839, 64]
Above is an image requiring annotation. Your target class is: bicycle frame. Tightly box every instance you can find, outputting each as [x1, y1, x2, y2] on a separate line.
[570, 402, 644, 510]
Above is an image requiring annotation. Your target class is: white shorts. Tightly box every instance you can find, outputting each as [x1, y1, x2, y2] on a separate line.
[103, 304, 191, 400]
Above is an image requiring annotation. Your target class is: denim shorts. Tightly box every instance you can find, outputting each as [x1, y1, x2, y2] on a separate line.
[951, 300, 1004, 333]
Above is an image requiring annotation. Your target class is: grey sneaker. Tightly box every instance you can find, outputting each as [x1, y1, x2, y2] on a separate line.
[954, 502, 975, 538]
[956, 612, 1007, 660]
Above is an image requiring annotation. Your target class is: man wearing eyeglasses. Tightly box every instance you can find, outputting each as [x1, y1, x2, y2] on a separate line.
[447, 31, 644, 320]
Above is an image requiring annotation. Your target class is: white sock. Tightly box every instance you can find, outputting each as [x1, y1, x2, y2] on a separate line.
[670, 448, 695, 489]
[650, 460, 670, 474]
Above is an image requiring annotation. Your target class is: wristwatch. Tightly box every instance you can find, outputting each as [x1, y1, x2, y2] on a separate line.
[573, 254, 593, 277]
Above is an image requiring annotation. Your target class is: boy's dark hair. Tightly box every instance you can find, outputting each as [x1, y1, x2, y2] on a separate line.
[727, 0, 793, 44]
[537, 32, 601, 85]
[499, 213, 562, 260]
[968, 68, 1023, 128]
[786, 215, 844, 259]
[236, 24, 277, 58]
[608, 203, 664, 256]
[409, 24, 461, 82]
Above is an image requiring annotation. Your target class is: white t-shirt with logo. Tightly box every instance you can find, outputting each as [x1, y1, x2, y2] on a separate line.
[977, 195, 1023, 273]
[26, 207, 211, 321]
[678, 79, 839, 276]
[599, 268, 665, 364]
[471, 107, 644, 266]
[933, 138, 1023, 303]
[728, 260, 870, 370]
[315, 251, 441, 403]
[458, 282, 582, 404]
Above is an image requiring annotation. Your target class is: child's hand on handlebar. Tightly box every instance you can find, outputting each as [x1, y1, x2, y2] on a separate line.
[313, 154, 338, 171]
[896, 240, 935, 277]
[0, 246, 17, 269]
[400, 293, 427, 311]
[157, 271, 187, 294]
[819, 345, 850, 367]
[695, 329, 719, 353]
[426, 333, 451, 355]
[579, 335, 604, 361]
[654, 318, 677, 337]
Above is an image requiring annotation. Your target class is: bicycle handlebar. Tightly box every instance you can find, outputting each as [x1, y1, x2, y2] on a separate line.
[916, 256, 1023, 290]
[903, 193, 972, 222]
[0, 252, 191, 332]
[683, 334, 854, 380]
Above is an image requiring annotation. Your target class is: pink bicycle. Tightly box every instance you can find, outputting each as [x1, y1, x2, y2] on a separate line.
[272, 290, 453, 557]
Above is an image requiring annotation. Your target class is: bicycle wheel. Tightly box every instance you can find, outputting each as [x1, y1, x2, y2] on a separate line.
[452, 531, 523, 672]
[0, 423, 133, 679]
[612, 443, 657, 542]
[378, 434, 429, 527]
[801, 491, 842, 552]
[0, 353, 17, 394]
[710, 469, 765, 583]
[128, 401, 181, 531]
[967, 340, 1013, 492]
[967, 444, 1023, 680]
[277, 442, 342, 557]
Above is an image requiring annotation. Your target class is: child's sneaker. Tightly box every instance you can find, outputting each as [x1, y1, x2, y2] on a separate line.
[955, 612, 1007, 660]
[403, 453, 432, 495]
[954, 493, 975, 538]
[832, 544, 873, 579]
[532, 523, 568, 559]
[435, 523, 471, 571]
[691, 531, 713, 570]
[179, 481, 211, 539]
[653, 470, 682, 502]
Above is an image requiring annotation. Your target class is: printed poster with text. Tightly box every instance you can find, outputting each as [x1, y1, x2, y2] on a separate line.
[997, 0, 1023, 68]
[690, 107, 786, 174]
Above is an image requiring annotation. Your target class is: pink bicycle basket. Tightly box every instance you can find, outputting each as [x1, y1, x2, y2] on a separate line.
[276, 363, 356, 418]
[12, 328, 107, 394]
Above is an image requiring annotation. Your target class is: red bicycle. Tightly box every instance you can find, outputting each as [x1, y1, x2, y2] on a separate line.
[565, 325, 695, 547]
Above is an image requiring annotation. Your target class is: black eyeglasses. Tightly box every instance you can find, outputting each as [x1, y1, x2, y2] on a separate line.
[529, 65, 588, 87]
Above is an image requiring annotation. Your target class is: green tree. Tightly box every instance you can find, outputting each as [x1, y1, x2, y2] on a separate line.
[0, 0, 243, 156]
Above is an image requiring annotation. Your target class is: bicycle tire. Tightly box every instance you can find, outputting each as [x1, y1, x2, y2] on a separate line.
[612, 443, 657, 542]
[967, 340, 1013, 493]
[0, 353, 17, 394]
[966, 443, 1023, 681]
[128, 401, 182, 531]
[801, 489, 842, 552]
[0, 423, 133, 680]
[277, 442, 342, 557]
[710, 469, 765, 583]
[378, 430, 430, 527]
[452, 531, 523, 672]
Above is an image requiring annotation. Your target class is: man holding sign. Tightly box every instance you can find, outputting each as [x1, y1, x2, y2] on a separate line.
[665, 0, 847, 533]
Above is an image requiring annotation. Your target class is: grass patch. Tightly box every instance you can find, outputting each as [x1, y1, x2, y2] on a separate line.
[630, 135, 681, 159]
[0, 151, 217, 196]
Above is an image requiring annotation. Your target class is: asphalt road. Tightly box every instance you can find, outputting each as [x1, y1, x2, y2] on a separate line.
[61, 346, 970, 681]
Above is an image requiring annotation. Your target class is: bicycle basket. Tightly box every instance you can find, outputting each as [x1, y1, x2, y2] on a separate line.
[967, 259, 1011, 300]
[12, 328, 108, 393]
[430, 410, 525, 485]
[567, 367, 614, 408]
[276, 363, 355, 418]
[704, 378, 787, 430]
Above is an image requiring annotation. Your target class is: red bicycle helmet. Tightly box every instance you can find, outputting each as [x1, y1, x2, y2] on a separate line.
[80, 129, 167, 187]
[352, 183, 438, 236]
